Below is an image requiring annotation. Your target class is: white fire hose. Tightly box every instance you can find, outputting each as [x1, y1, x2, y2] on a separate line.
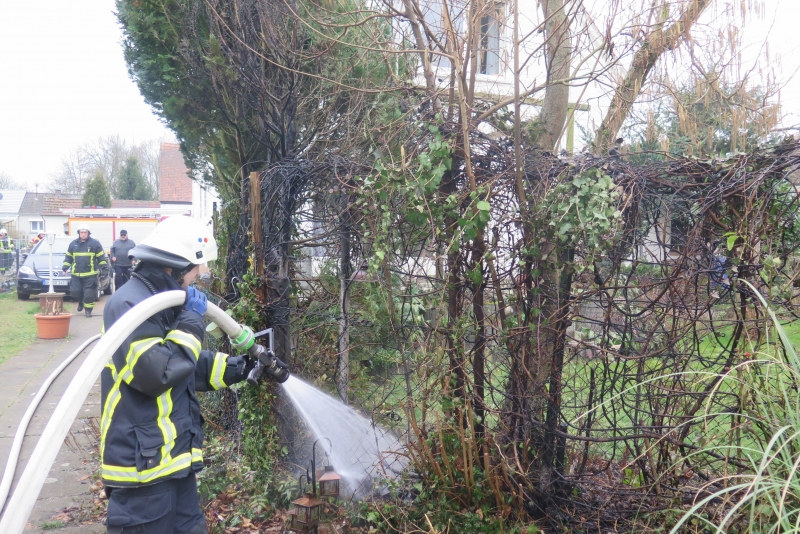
[0, 291, 250, 533]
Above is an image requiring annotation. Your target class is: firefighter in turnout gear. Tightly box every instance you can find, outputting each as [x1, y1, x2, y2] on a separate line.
[62, 225, 107, 317]
[100, 216, 253, 534]
[0, 229, 13, 274]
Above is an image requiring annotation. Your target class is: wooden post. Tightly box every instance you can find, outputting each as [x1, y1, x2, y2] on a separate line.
[250, 171, 263, 277]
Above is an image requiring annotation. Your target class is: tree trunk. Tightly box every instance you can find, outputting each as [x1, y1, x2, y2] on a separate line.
[594, 0, 711, 152]
[535, 0, 572, 151]
[337, 194, 352, 404]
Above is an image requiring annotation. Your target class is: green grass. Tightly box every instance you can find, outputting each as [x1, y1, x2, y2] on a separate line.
[0, 291, 41, 365]
[672, 283, 800, 533]
[40, 520, 65, 530]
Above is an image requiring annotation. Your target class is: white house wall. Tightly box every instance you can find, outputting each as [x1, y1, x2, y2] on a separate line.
[191, 180, 220, 225]
[398, 0, 642, 151]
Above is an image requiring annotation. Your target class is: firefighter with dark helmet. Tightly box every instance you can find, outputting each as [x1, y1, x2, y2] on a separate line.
[62, 224, 107, 317]
[100, 216, 253, 534]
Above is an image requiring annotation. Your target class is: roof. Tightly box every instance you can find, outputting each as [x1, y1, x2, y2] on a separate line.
[20, 191, 81, 215]
[159, 143, 193, 203]
[0, 190, 27, 215]
[41, 197, 82, 215]
[111, 199, 161, 208]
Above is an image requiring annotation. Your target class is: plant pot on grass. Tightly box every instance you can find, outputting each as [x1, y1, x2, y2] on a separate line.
[35, 292, 72, 339]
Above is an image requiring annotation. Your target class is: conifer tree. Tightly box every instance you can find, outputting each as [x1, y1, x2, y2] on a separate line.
[82, 171, 112, 208]
[116, 156, 155, 200]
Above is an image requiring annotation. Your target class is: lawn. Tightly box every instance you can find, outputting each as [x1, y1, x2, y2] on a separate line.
[0, 290, 41, 365]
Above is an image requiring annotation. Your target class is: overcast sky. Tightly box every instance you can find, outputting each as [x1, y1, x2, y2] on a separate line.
[0, 1, 170, 188]
[0, 0, 799, 189]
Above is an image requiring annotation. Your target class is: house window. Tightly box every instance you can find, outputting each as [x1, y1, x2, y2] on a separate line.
[30, 220, 43, 233]
[479, 4, 503, 75]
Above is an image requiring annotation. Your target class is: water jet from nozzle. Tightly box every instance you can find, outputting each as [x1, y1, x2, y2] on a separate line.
[280, 376, 407, 497]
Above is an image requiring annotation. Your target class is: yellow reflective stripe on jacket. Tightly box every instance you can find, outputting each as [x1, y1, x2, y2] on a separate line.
[102, 452, 193, 483]
[68, 251, 99, 275]
[99, 337, 162, 460]
[104, 361, 117, 380]
[164, 330, 201, 361]
[156, 390, 177, 461]
[191, 448, 203, 463]
[209, 352, 228, 390]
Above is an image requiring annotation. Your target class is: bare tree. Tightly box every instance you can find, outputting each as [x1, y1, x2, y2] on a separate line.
[0, 172, 23, 190]
[48, 136, 162, 196]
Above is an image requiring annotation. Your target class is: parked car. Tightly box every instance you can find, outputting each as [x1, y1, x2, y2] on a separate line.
[17, 236, 113, 300]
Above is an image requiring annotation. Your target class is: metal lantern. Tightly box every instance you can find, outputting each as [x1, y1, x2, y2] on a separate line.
[289, 493, 324, 532]
[352, 260, 377, 282]
[318, 465, 342, 498]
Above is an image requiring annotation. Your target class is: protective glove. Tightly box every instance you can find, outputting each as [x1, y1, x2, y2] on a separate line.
[185, 286, 208, 316]
[229, 355, 257, 380]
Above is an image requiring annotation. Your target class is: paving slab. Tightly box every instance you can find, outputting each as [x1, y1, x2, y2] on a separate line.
[0, 298, 109, 533]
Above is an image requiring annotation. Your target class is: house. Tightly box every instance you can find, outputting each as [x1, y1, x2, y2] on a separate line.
[411, 0, 617, 152]
[0, 190, 29, 238]
[159, 143, 218, 223]
[19, 192, 177, 242]
[18, 191, 81, 240]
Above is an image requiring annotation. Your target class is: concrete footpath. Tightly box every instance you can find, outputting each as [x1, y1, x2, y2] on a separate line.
[0, 298, 108, 533]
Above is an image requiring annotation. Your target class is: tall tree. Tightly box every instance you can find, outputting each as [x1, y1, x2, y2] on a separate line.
[593, 0, 712, 152]
[82, 171, 112, 208]
[50, 136, 161, 195]
[0, 172, 23, 190]
[116, 156, 155, 200]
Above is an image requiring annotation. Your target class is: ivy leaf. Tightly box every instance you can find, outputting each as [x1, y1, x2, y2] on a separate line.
[476, 200, 491, 211]
[726, 233, 738, 251]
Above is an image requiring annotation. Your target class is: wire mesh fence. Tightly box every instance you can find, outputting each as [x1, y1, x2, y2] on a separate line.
[199, 137, 800, 526]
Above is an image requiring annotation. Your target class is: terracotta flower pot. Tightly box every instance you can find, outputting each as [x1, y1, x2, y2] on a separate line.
[34, 313, 73, 339]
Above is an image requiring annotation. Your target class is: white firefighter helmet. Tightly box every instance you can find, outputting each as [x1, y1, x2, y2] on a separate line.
[129, 216, 218, 269]
[76, 224, 91, 234]
[0, 229, 7, 237]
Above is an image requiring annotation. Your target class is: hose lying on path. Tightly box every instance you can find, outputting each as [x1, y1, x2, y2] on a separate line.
[0, 291, 246, 533]
[0, 334, 102, 513]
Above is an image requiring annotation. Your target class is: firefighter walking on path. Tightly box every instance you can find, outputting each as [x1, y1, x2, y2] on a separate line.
[110, 229, 135, 289]
[100, 216, 253, 534]
[62, 225, 107, 317]
[0, 229, 13, 275]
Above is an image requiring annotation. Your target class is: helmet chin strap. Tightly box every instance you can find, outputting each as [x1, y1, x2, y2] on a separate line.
[170, 265, 193, 286]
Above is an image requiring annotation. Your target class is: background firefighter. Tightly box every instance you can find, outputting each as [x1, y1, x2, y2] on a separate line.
[62, 225, 107, 317]
[0, 229, 13, 275]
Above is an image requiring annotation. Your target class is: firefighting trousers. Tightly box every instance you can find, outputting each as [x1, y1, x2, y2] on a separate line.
[0, 251, 12, 272]
[105, 473, 207, 534]
[69, 275, 98, 309]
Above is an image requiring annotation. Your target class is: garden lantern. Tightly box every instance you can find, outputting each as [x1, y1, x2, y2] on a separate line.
[288, 493, 324, 532]
[352, 260, 376, 282]
[318, 465, 342, 498]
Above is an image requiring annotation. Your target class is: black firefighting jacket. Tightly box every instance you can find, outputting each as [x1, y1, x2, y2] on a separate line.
[63, 236, 108, 277]
[100, 264, 247, 487]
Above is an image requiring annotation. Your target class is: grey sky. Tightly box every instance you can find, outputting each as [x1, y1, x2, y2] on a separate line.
[0, 0, 799, 189]
[0, 1, 169, 187]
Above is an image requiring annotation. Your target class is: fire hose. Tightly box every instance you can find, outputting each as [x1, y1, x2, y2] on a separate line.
[0, 291, 288, 533]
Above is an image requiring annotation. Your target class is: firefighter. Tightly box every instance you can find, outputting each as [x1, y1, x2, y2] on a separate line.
[62, 225, 108, 317]
[100, 216, 252, 534]
[110, 229, 136, 289]
[0, 229, 14, 275]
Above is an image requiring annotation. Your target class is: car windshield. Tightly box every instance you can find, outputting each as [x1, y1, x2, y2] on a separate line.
[31, 238, 72, 254]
